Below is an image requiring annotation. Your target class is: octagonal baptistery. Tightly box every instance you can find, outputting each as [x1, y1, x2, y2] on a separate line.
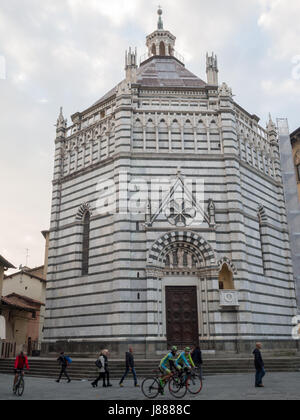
[42, 9, 298, 358]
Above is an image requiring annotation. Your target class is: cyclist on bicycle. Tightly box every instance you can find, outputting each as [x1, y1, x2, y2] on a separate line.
[158, 346, 178, 393]
[175, 347, 195, 374]
[14, 351, 29, 385]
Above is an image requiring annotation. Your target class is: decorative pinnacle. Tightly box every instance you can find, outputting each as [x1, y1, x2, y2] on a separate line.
[267, 113, 277, 133]
[157, 6, 163, 30]
[125, 47, 137, 68]
[56, 106, 67, 130]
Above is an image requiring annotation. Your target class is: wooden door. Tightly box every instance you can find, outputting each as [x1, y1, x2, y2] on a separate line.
[166, 286, 199, 347]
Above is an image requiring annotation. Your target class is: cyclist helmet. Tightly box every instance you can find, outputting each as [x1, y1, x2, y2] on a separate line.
[185, 347, 191, 352]
[171, 346, 178, 353]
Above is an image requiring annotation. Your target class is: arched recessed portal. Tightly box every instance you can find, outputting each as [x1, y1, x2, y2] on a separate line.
[147, 231, 217, 348]
[151, 43, 156, 56]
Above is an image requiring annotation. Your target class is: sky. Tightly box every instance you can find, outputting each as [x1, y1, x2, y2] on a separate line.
[0, 0, 300, 271]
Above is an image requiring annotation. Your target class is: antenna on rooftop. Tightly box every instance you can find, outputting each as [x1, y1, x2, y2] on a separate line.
[25, 249, 30, 267]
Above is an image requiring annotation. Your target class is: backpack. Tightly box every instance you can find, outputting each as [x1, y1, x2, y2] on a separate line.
[65, 356, 72, 365]
[95, 358, 103, 369]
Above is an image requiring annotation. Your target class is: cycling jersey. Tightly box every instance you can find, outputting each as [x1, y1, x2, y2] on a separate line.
[14, 355, 29, 370]
[175, 352, 195, 369]
[159, 352, 177, 372]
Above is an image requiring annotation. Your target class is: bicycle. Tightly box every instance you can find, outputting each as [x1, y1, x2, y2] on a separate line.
[186, 368, 203, 394]
[142, 370, 188, 399]
[13, 369, 25, 397]
[169, 367, 202, 397]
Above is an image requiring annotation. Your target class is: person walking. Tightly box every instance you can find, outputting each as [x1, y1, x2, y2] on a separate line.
[92, 351, 105, 388]
[92, 349, 112, 388]
[56, 352, 71, 383]
[191, 345, 204, 379]
[253, 343, 265, 388]
[119, 347, 139, 388]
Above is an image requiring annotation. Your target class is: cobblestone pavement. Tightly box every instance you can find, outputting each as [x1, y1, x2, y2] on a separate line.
[1, 372, 300, 400]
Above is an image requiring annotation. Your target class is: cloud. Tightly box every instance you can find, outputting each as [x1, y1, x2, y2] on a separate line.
[67, 0, 138, 27]
[262, 78, 300, 96]
[258, 0, 300, 60]
[0, 0, 299, 269]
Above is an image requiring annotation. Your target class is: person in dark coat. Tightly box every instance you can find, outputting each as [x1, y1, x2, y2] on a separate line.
[191, 345, 203, 379]
[119, 347, 139, 387]
[56, 352, 71, 383]
[253, 343, 265, 388]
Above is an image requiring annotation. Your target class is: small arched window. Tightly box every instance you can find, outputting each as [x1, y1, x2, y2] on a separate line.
[258, 207, 267, 276]
[159, 41, 166, 56]
[151, 44, 156, 56]
[219, 264, 234, 290]
[82, 212, 90, 276]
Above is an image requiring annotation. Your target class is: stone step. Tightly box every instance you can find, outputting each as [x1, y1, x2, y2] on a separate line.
[1, 359, 299, 366]
[2, 361, 299, 367]
[1, 357, 299, 379]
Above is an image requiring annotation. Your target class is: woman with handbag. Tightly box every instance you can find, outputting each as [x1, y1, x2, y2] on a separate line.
[92, 349, 112, 388]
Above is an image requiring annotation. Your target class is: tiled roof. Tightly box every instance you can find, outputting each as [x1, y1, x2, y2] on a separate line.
[1, 294, 42, 312]
[136, 57, 207, 88]
[93, 56, 207, 106]
[0, 255, 15, 269]
[291, 127, 300, 138]
[4, 266, 46, 283]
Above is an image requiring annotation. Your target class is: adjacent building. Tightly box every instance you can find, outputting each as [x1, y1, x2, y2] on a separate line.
[43, 9, 298, 357]
[3, 265, 46, 353]
[0, 263, 46, 358]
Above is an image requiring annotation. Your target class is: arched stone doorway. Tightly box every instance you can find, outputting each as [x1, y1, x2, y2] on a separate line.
[146, 231, 218, 349]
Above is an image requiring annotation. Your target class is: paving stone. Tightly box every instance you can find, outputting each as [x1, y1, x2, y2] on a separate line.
[1, 372, 299, 400]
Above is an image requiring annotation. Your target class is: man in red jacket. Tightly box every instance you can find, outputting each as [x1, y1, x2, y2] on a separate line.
[14, 351, 29, 385]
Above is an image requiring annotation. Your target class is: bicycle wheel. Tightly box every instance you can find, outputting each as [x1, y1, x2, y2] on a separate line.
[141, 378, 160, 399]
[169, 376, 187, 399]
[17, 378, 25, 397]
[187, 373, 202, 394]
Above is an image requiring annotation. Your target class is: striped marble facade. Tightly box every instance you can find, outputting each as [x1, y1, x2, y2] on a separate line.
[43, 33, 298, 357]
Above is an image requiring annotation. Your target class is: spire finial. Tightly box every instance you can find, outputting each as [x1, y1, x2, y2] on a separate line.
[157, 6, 163, 30]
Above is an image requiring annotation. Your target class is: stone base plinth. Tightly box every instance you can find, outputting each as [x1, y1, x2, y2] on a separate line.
[41, 339, 300, 359]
